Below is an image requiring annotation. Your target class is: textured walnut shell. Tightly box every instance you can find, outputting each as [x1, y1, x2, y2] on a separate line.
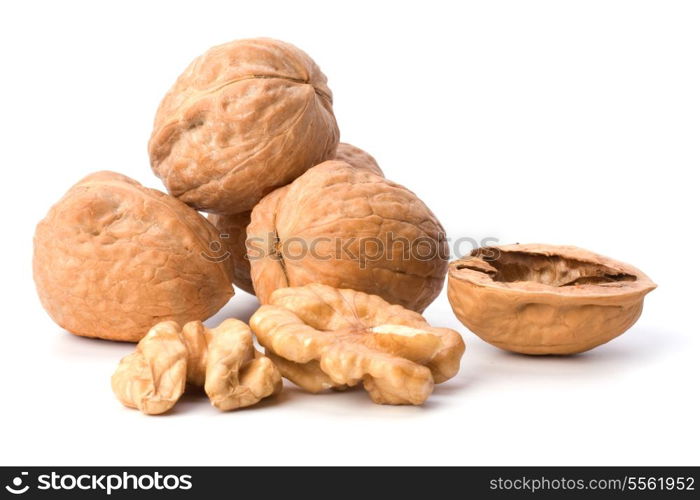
[247, 161, 448, 312]
[148, 38, 340, 214]
[333, 142, 383, 176]
[208, 143, 383, 294]
[447, 244, 656, 355]
[33, 171, 234, 342]
[249, 284, 465, 405]
[207, 211, 255, 294]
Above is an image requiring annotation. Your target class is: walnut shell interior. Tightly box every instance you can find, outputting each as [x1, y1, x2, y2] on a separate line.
[447, 244, 656, 355]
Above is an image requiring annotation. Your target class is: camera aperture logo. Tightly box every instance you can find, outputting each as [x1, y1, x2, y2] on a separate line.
[5, 472, 29, 495]
[4, 471, 192, 495]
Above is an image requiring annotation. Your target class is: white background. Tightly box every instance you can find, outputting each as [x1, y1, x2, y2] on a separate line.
[1, 0, 698, 466]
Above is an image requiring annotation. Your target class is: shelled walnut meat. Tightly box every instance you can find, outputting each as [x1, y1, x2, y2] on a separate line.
[208, 143, 384, 294]
[447, 244, 657, 355]
[112, 319, 282, 414]
[33, 171, 234, 342]
[250, 284, 465, 405]
[149, 38, 340, 214]
[247, 161, 448, 312]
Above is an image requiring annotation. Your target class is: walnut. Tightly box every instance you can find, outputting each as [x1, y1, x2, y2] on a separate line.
[249, 284, 465, 405]
[112, 319, 282, 414]
[448, 244, 657, 354]
[33, 171, 234, 342]
[247, 161, 448, 312]
[148, 38, 339, 214]
[208, 143, 384, 294]
[333, 142, 383, 176]
[207, 211, 255, 294]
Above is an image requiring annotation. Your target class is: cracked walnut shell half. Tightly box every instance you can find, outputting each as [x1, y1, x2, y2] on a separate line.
[208, 143, 384, 295]
[247, 160, 448, 312]
[148, 38, 340, 214]
[249, 284, 465, 405]
[112, 319, 282, 415]
[33, 171, 234, 342]
[447, 244, 656, 355]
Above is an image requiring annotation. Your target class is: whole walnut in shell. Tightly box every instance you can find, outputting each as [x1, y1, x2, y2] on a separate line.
[247, 161, 448, 312]
[250, 284, 465, 405]
[447, 244, 656, 355]
[33, 171, 234, 342]
[208, 143, 383, 294]
[148, 38, 340, 214]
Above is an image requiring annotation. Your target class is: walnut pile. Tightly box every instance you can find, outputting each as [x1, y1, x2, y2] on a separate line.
[32, 34, 662, 417]
[112, 319, 282, 414]
[250, 283, 465, 405]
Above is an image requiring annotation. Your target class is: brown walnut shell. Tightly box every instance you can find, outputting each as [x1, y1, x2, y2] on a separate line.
[207, 211, 255, 294]
[333, 142, 383, 176]
[447, 243, 656, 355]
[208, 143, 383, 294]
[148, 38, 340, 214]
[247, 161, 448, 312]
[33, 171, 234, 342]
